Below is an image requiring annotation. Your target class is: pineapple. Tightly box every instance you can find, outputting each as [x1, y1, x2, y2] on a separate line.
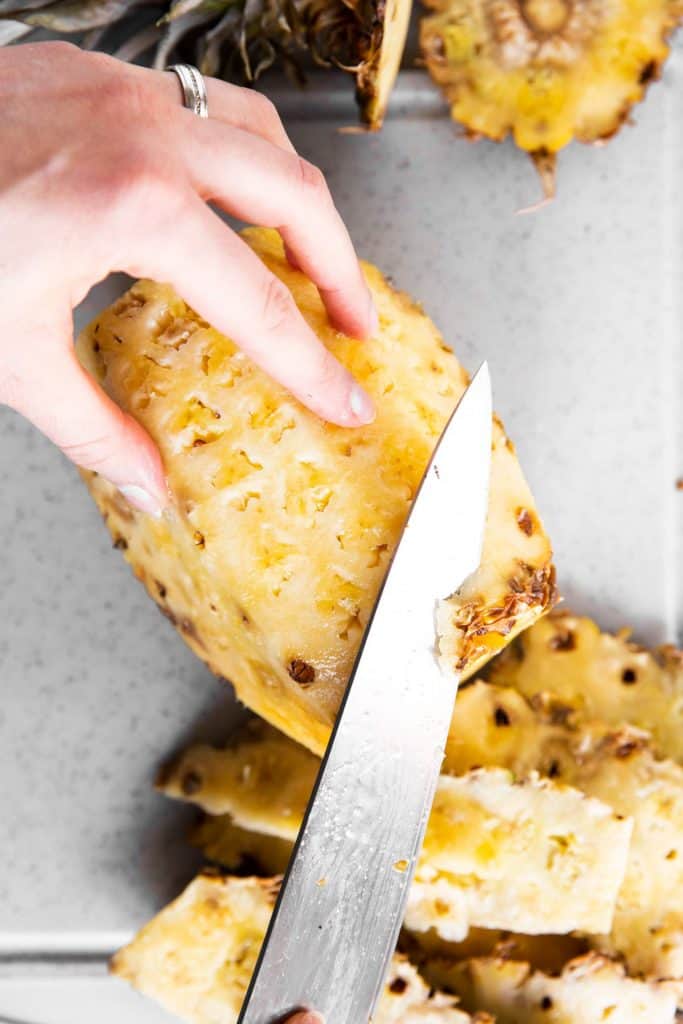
[77, 227, 555, 758]
[111, 872, 486, 1024]
[423, 954, 677, 1023]
[445, 681, 683, 987]
[190, 816, 294, 875]
[487, 611, 683, 763]
[420, 0, 683, 197]
[0, 0, 408, 129]
[158, 723, 632, 938]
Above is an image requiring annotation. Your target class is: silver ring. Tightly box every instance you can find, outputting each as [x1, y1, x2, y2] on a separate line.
[166, 63, 208, 119]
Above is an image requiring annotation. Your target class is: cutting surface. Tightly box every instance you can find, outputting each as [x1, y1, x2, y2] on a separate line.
[0, 52, 681, 953]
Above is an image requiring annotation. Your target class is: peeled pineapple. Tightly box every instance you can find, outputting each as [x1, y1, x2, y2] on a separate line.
[487, 611, 683, 762]
[420, 0, 683, 196]
[158, 723, 631, 938]
[424, 954, 677, 1023]
[111, 872, 484, 1024]
[77, 227, 555, 757]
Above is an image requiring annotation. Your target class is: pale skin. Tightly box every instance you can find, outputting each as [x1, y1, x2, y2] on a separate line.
[0, 42, 376, 517]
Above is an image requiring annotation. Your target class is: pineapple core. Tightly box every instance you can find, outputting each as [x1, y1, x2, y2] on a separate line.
[77, 228, 555, 756]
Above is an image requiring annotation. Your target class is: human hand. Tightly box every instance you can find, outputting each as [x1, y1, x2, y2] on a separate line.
[0, 43, 376, 516]
[285, 1013, 324, 1024]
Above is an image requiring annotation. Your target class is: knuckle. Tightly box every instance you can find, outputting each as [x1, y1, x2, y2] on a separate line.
[60, 417, 127, 473]
[311, 346, 343, 392]
[260, 276, 299, 335]
[249, 91, 281, 129]
[296, 158, 330, 205]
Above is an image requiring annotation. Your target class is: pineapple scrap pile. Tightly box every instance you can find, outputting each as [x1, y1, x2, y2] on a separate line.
[113, 612, 683, 1023]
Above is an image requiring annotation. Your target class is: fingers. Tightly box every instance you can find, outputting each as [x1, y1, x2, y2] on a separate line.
[285, 1013, 325, 1024]
[3, 337, 167, 516]
[183, 118, 377, 340]
[148, 66, 295, 152]
[131, 200, 374, 427]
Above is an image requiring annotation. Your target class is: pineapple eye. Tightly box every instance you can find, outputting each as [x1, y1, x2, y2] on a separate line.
[288, 659, 315, 685]
[389, 977, 408, 994]
[181, 770, 202, 796]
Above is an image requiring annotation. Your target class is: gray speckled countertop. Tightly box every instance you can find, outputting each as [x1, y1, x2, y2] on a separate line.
[0, 48, 681, 998]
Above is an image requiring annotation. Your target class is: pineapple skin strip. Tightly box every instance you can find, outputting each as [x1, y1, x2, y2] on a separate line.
[423, 953, 677, 1023]
[76, 227, 556, 759]
[157, 724, 631, 938]
[445, 681, 683, 986]
[487, 610, 683, 764]
[111, 872, 484, 1024]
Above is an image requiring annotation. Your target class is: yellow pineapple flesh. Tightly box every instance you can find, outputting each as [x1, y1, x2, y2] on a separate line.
[158, 723, 631, 938]
[111, 873, 484, 1024]
[420, 0, 683, 196]
[487, 611, 683, 762]
[77, 227, 555, 758]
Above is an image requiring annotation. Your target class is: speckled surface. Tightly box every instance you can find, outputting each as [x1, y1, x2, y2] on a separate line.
[0, 50, 681, 961]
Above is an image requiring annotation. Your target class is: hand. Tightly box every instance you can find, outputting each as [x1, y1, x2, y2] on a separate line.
[0, 43, 376, 516]
[286, 1014, 324, 1024]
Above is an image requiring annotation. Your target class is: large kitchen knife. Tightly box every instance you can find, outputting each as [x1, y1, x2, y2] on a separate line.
[239, 363, 492, 1024]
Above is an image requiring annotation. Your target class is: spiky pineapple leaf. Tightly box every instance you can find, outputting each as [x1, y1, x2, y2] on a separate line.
[22, 0, 138, 30]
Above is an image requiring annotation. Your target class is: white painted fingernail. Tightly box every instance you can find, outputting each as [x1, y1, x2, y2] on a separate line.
[119, 484, 162, 518]
[349, 384, 375, 424]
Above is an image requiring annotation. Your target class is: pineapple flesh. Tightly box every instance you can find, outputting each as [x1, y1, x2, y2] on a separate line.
[111, 872, 484, 1024]
[487, 611, 683, 762]
[158, 723, 631, 938]
[77, 227, 555, 758]
[420, 0, 683, 196]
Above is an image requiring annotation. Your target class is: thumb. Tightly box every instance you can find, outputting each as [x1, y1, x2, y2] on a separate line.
[285, 1015, 325, 1024]
[5, 343, 167, 516]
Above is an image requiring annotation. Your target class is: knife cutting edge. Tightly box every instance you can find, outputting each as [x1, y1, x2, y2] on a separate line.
[239, 362, 493, 1024]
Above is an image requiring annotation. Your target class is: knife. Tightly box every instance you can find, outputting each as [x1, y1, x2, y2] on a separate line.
[238, 362, 492, 1024]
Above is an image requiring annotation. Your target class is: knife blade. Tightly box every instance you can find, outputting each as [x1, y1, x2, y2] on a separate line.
[238, 362, 493, 1024]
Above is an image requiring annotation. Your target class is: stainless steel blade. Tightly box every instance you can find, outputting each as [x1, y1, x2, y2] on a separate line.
[238, 363, 493, 1024]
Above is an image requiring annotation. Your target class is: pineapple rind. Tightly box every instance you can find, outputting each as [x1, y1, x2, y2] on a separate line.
[487, 610, 683, 763]
[423, 953, 677, 1023]
[158, 724, 631, 938]
[111, 872, 482, 1024]
[446, 681, 683, 986]
[77, 227, 555, 759]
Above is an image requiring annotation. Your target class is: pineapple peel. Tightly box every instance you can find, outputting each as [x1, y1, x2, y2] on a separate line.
[111, 873, 481, 1024]
[158, 722, 631, 939]
[420, 0, 683, 195]
[77, 227, 555, 757]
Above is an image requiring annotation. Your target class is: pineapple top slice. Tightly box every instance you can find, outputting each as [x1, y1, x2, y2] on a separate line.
[158, 723, 631, 939]
[111, 872, 484, 1024]
[487, 611, 683, 763]
[424, 953, 677, 1023]
[419, 0, 683, 196]
[77, 227, 555, 758]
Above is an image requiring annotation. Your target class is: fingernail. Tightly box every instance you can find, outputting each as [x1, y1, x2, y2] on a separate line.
[119, 484, 163, 518]
[349, 384, 375, 424]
